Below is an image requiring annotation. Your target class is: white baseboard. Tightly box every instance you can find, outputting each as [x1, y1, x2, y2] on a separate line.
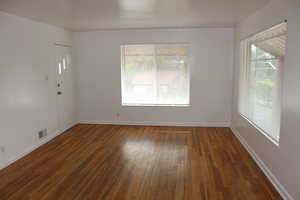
[230, 127, 294, 200]
[0, 123, 77, 170]
[79, 120, 230, 127]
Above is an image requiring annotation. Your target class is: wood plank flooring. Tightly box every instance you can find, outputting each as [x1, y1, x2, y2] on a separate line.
[0, 124, 282, 200]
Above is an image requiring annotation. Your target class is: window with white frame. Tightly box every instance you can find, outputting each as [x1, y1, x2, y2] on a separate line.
[121, 44, 190, 106]
[239, 22, 287, 143]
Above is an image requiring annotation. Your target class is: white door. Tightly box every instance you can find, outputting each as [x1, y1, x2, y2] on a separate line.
[55, 45, 76, 132]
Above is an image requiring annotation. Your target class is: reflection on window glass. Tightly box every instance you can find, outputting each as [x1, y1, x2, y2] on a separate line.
[121, 44, 190, 105]
[58, 62, 62, 75]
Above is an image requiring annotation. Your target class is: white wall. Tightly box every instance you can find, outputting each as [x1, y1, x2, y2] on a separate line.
[74, 28, 234, 126]
[231, 0, 300, 199]
[0, 11, 77, 169]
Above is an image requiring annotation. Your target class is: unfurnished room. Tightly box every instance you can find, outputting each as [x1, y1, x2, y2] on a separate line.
[0, 0, 299, 199]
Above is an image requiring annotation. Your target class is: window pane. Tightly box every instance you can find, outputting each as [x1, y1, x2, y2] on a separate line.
[249, 56, 278, 136]
[121, 44, 190, 105]
[157, 55, 189, 104]
[123, 55, 156, 104]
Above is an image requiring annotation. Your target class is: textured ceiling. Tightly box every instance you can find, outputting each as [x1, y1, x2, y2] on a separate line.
[0, 0, 271, 31]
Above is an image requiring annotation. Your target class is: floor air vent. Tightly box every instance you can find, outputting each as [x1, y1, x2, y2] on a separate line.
[38, 129, 47, 139]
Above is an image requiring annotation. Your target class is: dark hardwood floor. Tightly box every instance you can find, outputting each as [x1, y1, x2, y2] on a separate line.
[0, 124, 281, 200]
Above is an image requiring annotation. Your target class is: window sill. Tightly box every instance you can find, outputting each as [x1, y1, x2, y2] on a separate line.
[239, 113, 280, 147]
[122, 103, 190, 107]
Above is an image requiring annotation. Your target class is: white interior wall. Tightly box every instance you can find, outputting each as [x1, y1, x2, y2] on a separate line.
[2, 2, 299, 198]
[0, 11, 77, 169]
[231, 0, 300, 199]
[74, 28, 234, 126]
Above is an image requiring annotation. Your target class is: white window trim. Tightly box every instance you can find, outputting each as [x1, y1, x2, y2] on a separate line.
[239, 113, 280, 146]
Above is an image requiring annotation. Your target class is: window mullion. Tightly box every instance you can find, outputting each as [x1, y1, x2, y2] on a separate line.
[246, 42, 252, 117]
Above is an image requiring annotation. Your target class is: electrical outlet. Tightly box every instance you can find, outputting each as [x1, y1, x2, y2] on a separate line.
[116, 112, 120, 119]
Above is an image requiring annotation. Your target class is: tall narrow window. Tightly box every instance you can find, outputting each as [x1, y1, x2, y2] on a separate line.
[121, 44, 190, 106]
[239, 22, 287, 144]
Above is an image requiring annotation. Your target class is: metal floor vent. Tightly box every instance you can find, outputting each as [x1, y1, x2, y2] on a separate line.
[38, 129, 47, 139]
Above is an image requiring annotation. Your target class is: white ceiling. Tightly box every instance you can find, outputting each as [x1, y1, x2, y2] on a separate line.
[0, 0, 270, 31]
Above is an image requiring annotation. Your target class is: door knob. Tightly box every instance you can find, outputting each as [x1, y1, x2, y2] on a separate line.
[57, 91, 62, 95]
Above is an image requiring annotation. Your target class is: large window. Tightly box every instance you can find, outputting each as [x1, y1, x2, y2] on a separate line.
[239, 22, 287, 144]
[121, 44, 190, 106]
